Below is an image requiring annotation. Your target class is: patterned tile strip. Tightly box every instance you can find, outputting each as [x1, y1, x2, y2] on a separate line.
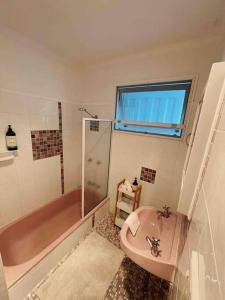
[58, 102, 64, 194]
[90, 120, 99, 131]
[31, 130, 61, 160]
[140, 166, 157, 184]
[30, 102, 64, 194]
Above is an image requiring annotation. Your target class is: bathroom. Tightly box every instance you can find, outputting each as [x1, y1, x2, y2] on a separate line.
[0, 1, 225, 299]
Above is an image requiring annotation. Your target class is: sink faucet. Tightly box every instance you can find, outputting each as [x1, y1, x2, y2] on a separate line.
[146, 236, 161, 257]
[157, 205, 171, 218]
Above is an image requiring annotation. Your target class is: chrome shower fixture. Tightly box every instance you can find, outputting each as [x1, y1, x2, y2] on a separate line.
[78, 107, 98, 119]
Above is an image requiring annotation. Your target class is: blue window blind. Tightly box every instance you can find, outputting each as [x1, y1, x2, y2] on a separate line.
[115, 80, 192, 138]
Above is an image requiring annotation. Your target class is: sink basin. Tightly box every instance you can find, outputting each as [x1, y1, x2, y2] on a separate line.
[120, 206, 186, 282]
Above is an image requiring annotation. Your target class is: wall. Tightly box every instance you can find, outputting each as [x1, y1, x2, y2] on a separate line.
[222, 43, 225, 61]
[79, 36, 224, 212]
[0, 26, 82, 226]
[174, 62, 225, 299]
[0, 25, 224, 227]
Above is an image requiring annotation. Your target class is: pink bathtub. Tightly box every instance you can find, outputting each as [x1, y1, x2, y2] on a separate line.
[0, 189, 85, 287]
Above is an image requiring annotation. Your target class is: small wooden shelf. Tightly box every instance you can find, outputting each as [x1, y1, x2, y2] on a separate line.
[114, 179, 142, 228]
[118, 187, 135, 197]
[115, 216, 125, 228]
[117, 197, 133, 214]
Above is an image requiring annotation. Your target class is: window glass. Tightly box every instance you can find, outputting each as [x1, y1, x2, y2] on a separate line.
[115, 80, 192, 137]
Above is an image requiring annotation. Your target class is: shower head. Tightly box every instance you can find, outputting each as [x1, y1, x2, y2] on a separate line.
[78, 107, 98, 119]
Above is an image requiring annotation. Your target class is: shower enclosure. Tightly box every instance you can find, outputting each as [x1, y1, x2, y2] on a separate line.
[0, 113, 112, 290]
[82, 118, 112, 216]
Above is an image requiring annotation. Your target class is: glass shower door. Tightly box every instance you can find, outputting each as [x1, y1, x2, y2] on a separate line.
[82, 118, 112, 216]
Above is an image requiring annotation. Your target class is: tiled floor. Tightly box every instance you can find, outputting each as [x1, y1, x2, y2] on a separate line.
[96, 215, 170, 300]
[104, 257, 170, 300]
[95, 214, 121, 248]
[27, 214, 170, 300]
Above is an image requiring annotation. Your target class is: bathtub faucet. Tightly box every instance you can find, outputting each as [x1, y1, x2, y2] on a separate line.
[146, 236, 161, 257]
[157, 205, 171, 218]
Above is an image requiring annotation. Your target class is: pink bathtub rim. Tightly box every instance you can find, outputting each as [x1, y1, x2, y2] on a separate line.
[0, 191, 109, 288]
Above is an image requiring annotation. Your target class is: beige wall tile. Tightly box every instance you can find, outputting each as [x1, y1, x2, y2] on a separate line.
[108, 131, 185, 212]
[198, 192, 221, 299]
[203, 131, 225, 297]
[33, 156, 61, 206]
[0, 94, 81, 226]
[187, 189, 206, 253]
[176, 111, 225, 298]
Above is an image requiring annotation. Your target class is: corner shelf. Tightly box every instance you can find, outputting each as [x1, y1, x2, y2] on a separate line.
[114, 179, 142, 228]
[117, 197, 133, 214]
[0, 151, 15, 162]
[118, 187, 135, 197]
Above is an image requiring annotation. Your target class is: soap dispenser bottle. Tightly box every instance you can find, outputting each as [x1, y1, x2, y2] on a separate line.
[132, 177, 138, 191]
[6, 125, 18, 151]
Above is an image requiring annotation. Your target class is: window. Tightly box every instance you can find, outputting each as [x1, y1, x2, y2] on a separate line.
[114, 80, 192, 138]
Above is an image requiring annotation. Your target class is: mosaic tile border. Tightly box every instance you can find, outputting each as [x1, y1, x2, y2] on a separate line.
[90, 120, 99, 131]
[31, 130, 61, 160]
[140, 166, 156, 184]
[58, 102, 64, 194]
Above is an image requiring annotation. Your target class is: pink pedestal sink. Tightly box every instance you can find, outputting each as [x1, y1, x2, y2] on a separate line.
[120, 206, 186, 282]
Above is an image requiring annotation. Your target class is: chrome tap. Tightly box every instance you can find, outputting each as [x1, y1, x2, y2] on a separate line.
[146, 236, 161, 257]
[157, 205, 171, 218]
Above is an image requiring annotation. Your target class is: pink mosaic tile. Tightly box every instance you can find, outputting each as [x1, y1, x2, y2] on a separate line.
[58, 102, 64, 194]
[140, 167, 156, 184]
[90, 120, 99, 131]
[31, 130, 61, 160]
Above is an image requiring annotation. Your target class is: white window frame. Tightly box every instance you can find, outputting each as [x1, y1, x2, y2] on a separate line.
[113, 75, 197, 141]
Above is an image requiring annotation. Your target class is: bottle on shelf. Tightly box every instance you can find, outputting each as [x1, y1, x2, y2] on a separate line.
[132, 177, 138, 191]
[6, 125, 18, 151]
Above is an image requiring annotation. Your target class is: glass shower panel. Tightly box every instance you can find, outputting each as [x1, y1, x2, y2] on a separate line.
[82, 119, 112, 216]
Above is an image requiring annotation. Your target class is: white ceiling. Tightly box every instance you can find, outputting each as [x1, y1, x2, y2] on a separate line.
[0, 0, 224, 63]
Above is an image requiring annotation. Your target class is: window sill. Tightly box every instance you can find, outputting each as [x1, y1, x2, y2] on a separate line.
[112, 128, 185, 142]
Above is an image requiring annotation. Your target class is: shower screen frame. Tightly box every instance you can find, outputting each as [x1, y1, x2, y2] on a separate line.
[81, 118, 112, 218]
